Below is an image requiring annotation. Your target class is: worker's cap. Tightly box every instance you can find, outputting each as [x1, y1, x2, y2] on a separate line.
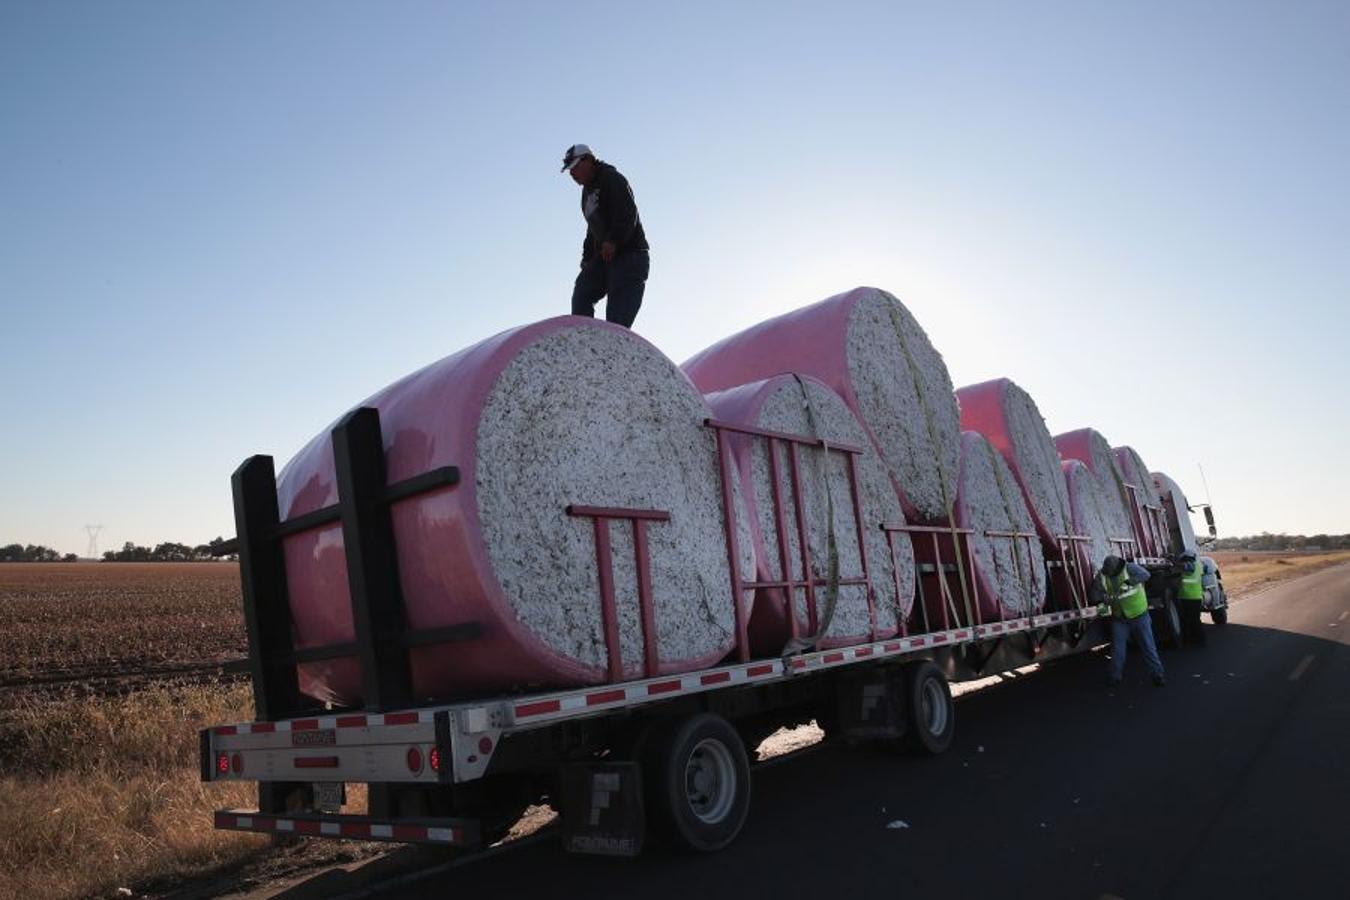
[561, 143, 593, 173]
[1180, 550, 1197, 559]
[1101, 555, 1125, 576]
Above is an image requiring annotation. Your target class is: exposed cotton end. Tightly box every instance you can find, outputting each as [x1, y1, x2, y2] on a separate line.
[1053, 427, 1134, 552]
[1002, 383, 1072, 539]
[1062, 459, 1123, 577]
[845, 290, 961, 522]
[711, 375, 914, 648]
[957, 378, 1072, 544]
[1114, 445, 1162, 510]
[476, 325, 755, 676]
[954, 432, 1046, 618]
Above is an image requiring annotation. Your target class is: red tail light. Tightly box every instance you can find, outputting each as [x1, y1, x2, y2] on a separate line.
[216, 753, 229, 775]
[406, 746, 423, 773]
[231, 753, 243, 774]
[429, 746, 441, 773]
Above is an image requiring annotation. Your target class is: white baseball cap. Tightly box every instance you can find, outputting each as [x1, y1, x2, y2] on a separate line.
[561, 143, 593, 173]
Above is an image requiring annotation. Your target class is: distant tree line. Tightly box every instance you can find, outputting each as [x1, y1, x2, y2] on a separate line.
[101, 538, 237, 561]
[0, 538, 237, 562]
[1211, 533, 1350, 552]
[0, 544, 79, 562]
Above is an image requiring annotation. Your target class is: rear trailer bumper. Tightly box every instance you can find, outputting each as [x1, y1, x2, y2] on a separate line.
[214, 809, 479, 846]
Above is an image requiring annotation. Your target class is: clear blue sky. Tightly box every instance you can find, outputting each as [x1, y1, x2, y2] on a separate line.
[3, 1, 1347, 555]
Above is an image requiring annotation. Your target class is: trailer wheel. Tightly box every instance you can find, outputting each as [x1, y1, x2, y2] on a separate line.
[644, 713, 751, 852]
[903, 661, 955, 756]
[1153, 592, 1183, 648]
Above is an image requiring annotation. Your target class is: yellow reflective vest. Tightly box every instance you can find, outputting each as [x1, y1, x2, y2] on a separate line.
[1179, 556, 1204, 601]
[1104, 569, 1149, 620]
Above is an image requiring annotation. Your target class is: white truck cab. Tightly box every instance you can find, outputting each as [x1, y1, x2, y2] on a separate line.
[1151, 471, 1228, 624]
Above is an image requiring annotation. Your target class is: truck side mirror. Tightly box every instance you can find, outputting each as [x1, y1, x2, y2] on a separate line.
[1203, 505, 1216, 537]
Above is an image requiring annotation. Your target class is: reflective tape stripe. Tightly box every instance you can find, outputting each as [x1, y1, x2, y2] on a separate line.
[213, 608, 1101, 739]
[215, 811, 467, 845]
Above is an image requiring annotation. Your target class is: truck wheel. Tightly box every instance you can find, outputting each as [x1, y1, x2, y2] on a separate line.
[644, 713, 751, 852]
[1210, 606, 1228, 625]
[903, 661, 955, 756]
[1153, 594, 1182, 648]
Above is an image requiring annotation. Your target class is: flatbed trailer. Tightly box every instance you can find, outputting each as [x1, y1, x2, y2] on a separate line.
[205, 602, 1108, 852]
[202, 407, 1117, 854]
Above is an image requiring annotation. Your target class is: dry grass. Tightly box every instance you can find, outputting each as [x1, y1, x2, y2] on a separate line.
[1209, 550, 1350, 595]
[3, 550, 1348, 899]
[0, 680, 265, 900]
[0, 562, 244, 683]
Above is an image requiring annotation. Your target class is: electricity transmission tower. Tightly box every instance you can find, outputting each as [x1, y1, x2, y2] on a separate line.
[84, 524, 103, 560]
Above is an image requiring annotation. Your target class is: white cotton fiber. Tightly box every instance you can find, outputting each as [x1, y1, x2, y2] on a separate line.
[957, 378, 1072, 544]
[476, 325, 755, 673]
[845, 291, 962, 522]
[718, 375, 914, 646]
[1062, 459, 1122, 577]
[682, 287, 961, 524]
[954, 432, 1046, 618]
[1054, 428, 1135, 556]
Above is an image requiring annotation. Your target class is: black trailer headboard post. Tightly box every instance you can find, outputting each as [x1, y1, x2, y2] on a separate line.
[331, 407, 414, 712]
[231, 455, 305, 722]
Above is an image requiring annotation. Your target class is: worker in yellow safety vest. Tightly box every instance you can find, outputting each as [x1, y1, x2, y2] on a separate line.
[1091, 555, 1165, 688]
[1176, 550, 1207, 647]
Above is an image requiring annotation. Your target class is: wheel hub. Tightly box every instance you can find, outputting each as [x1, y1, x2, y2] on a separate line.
[684, 738, 737, 824]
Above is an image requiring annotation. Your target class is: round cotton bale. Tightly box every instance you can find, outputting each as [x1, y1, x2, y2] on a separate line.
[1114, 445, 1164, 555]
[1060, 459, 1117, 578]
[949, 432, 1046, 623]
[1053, 427, 1136, 552]
[704, 375, 914, 654]
[956, 378, 1072, 548]
[1151, 470, 1195, 554]
[683, 286, 961, 524]
[275, 317, 756, 705]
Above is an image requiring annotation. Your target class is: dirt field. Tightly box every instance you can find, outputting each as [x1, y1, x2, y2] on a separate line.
[1208, 550, 1350, 595]
[0, 562, 246, 691]
[3, 552, 1348, 900]
[0, 563, 257, 900]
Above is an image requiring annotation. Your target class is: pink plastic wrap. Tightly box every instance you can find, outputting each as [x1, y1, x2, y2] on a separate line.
[1053, 428, 1136, 547]
[274, 316, 752, 705]
[683, 287, 961, 524]
[956, 378, 1072, 548]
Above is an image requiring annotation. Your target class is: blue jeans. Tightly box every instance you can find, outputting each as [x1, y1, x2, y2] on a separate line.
[571, 251, 649, 328]
[1108, 613, 1164, 681]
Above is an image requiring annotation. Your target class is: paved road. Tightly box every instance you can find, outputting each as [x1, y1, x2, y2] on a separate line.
[286, 565, 1350, 900]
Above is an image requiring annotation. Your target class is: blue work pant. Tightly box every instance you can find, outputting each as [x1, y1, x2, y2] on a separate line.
[571, 251, 649, 328]
[1108, 612, 1164, 681]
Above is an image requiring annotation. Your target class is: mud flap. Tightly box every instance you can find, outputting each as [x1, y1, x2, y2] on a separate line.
[557, 762, 644, 857]
[835, 669, 907, 741]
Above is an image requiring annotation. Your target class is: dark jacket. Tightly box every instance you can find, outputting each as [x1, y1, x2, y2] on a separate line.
[580, 160, 649, 262]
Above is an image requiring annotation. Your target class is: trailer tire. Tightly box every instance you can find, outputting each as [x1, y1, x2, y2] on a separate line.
[903, 661, 955, 756]
[644, 713, 751, 852]
[1153, 593, 1183, 648]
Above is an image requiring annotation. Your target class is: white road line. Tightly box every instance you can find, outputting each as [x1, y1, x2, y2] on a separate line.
[1288, 654, 1315, 682]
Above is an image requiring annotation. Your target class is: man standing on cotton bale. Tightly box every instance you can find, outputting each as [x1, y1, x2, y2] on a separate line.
[1092, 555, 1166, 688]
[562, 144, 650, 328]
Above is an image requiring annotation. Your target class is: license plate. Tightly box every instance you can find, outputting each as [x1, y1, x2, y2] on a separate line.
[312, 781, 344, 813]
